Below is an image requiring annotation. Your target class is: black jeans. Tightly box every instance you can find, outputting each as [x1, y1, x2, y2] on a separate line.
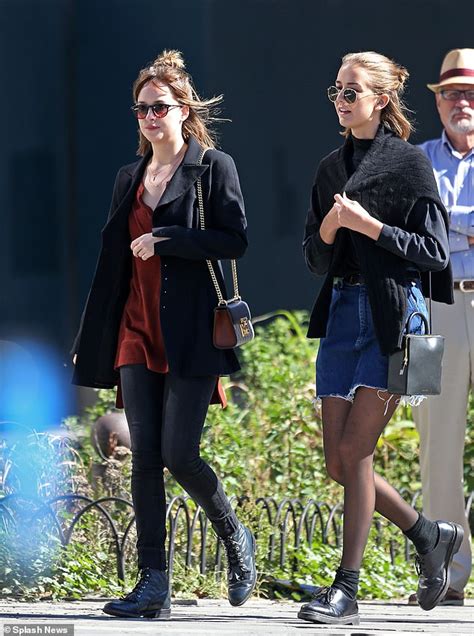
[120, 364, 239, 570]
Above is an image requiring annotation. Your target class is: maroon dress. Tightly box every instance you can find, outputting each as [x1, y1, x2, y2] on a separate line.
[114, 181, 226, 408]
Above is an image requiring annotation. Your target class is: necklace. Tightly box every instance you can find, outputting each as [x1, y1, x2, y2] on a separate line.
[147, 146, 186, 186]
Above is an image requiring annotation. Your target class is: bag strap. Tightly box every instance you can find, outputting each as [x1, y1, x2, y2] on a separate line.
[196, 148, 240, 306]
[404, 310, 430, 334]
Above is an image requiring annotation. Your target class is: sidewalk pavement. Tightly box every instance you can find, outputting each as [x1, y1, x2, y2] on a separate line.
[0, 598, 473, 636]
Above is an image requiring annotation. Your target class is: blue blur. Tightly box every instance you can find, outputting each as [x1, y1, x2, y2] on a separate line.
[0, 339, 73, 432]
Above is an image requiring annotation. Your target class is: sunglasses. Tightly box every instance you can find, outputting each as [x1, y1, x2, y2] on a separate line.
[131, 103, 182, 119]
[327, 86, 378, 104]
[439, 89, 474, 102]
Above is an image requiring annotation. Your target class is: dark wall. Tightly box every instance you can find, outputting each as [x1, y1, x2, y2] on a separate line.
[1, 0, 472, 360]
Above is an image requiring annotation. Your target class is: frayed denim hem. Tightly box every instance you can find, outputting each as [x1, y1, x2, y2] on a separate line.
[312, 393, 353, 408]
[313, 383, 385, 407]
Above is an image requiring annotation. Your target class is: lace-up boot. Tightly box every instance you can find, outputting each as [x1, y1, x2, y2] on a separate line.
[103, 567, 171, 619]
[221, 523, 256, 606]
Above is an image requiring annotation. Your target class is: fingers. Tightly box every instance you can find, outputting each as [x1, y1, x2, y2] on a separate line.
[131, 241, 151, 259]
[131, 238, 147, 258]
[135, 249, 151, 260]
[334, 192, 353, 208]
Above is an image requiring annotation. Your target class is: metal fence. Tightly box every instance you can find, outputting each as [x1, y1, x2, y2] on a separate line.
[2, 490, 472, 586]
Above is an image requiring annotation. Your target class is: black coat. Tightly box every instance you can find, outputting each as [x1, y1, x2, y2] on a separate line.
[71, 136, 248, 388]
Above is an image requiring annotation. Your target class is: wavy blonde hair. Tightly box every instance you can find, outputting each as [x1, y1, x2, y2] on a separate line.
[132, 49, 224, 154]
[340, 51, 414, 140]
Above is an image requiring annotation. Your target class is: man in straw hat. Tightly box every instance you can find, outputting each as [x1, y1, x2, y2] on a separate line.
[411, 48, 473, 606]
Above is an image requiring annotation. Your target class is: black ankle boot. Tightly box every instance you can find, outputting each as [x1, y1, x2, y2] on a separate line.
[221, 523, 257, 606]
[103, 567, 171, 619]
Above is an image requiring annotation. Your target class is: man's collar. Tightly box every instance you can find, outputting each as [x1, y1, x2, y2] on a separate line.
[441, 129, 474, 159]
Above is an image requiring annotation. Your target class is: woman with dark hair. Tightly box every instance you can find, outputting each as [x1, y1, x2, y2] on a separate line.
[299, 51, 463, 626]
[71, 49, 256, 619]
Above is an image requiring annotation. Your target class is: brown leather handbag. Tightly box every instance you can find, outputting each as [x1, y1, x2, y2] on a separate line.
[196, 149, 254, 350]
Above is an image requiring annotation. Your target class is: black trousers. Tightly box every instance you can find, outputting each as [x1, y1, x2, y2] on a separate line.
[120, 364, 239, 570]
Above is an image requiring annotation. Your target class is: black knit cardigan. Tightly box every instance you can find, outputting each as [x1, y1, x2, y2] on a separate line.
[303, 125, 453, 355]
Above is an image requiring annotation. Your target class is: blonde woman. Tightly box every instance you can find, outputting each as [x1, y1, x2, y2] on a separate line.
[71, 50, 256, 618]
[299, 51, 463, 625]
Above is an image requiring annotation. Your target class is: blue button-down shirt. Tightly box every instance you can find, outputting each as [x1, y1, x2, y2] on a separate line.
[418, 131, 474, 280]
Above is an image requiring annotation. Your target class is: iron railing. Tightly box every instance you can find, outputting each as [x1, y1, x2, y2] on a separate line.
[2, 490, 471, 585]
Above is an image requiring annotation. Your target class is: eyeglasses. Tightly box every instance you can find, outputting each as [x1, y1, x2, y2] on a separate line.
[327, 86, 378, 104]
[131, 103, 182, 119]
[439, 89, 474, 102]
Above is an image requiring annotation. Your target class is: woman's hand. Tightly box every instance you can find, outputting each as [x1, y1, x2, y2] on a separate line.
[130, 233, 170, 261]
[319, 202, 342, 245]
[333, 193, 383, 240]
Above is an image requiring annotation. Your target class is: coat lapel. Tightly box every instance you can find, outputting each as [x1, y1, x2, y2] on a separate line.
[102, 153, 149, 234]
[156, 136, 209, 209]
[103, 136, 209, 236]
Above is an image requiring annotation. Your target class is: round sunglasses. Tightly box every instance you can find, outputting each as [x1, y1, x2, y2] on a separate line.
[327, 86, 379, 104]
[131, 103, 182, 119]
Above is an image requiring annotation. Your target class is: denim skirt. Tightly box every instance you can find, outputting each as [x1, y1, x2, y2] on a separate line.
[316, 279, 428, 403]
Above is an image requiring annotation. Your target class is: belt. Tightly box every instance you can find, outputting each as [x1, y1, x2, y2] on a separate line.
[454, 280, 474, 292]
[333, 271, 421, 286]
[334, 273, 365, 285]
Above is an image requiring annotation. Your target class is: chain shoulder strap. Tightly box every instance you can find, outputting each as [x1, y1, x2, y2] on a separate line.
[196, 148, 240, 305]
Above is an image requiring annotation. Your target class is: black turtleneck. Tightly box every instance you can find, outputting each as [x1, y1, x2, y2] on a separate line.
[349, 135, 373, 175]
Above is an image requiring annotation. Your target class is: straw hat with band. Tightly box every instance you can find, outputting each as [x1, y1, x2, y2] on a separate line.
[427, 48, 474, 92]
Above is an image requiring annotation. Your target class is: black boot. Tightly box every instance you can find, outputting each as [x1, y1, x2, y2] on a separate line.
[415, 521, 464, 611]
[221, 523, 257, 606]
[297, 586, 360, 625]
[103, 567, 171, 619]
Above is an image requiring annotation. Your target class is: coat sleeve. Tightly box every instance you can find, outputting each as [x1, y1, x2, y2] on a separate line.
[70, 169, 125, 356]
[374, 198, 450, 272]
[302, 165, 334, 275]
[152, 152, 248, 260]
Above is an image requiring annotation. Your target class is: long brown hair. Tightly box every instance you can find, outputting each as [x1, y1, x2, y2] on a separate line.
[339, 51, 413, 140]
[132, 50, 224, 155]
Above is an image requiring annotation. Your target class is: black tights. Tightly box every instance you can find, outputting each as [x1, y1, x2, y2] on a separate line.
[321, 388, 419, 570]
[120, 364, 239, 570]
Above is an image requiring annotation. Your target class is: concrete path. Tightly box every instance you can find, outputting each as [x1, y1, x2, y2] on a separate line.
[1, 598, 473, 635]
